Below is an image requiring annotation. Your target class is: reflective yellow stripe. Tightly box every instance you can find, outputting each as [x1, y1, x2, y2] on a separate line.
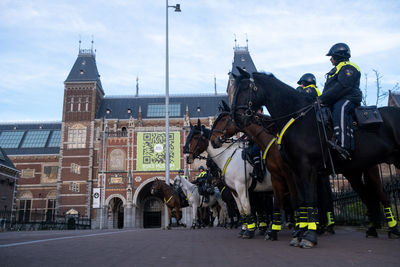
[328, 61, 360, 78]
[271, 224, 281, 231]
[247, 223, 256, 229]
[308, 222, 317, 230]
[277, 118, 295, 145]
[299, 222, 308, 228]
[303, 84, 321, 96]
[164, 196, 173, 204]
[385, 207, 398, 228]
[263, 137, 277, 160]
[222, 157, 232, 177]
[327, 211, 335, 226]
[221, 186, 226, 194]
[259, 222, 267, 227]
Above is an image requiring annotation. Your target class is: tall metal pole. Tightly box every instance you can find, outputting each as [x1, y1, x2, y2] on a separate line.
[100, 122, 107, 229]
[165, 0, 170, 187]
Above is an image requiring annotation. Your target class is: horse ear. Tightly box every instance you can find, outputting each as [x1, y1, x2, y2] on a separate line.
[197, 118, 201, 127]
[221, 100, 230, 112]
[236, 67, 250, 78]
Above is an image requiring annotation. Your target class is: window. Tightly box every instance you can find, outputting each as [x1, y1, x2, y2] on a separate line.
[46, 199, 56, 222]
[21, 130, 50, 148]
[69, 182, 80, 192]
[67, 124, 86, 149]
[18, 199, 31, 223]
[78, 97, 81, 112]
[70, 97, 74, 112]
[0, 131, 24, 148]
[85, 96, 89, 112]
[71, 163, 81, 174]
[48, 130, 61, 147]
[147, 103, 181, 117]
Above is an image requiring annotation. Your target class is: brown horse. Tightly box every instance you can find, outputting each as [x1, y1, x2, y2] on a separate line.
[210, 109, 297, 240]
[151, 178, 185, 229]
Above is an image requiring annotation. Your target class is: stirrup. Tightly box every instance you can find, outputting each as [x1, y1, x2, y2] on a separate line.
[327, 140, 351, 160]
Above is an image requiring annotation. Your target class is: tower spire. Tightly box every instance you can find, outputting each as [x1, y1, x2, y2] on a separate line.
[135, 77, 139, 97]
[91, 35, 94, 52]
[214, 75, 217, 95]
[79, 35, 82, 52]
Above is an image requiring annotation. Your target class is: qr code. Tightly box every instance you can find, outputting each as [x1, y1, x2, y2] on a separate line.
[142, 132, 175, 165]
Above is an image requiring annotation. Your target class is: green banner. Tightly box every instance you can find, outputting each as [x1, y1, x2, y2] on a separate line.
[136, 132, 181, 171]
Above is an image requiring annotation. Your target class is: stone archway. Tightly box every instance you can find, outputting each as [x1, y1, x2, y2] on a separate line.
[105, 194, 126, 229]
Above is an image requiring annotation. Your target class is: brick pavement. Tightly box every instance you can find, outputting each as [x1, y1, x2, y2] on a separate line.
[0, 226, 399, 267]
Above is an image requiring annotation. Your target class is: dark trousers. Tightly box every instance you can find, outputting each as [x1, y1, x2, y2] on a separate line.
[331, 99, 356, 150]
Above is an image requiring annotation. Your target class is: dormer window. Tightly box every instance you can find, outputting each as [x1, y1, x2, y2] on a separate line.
[80, 70, 84, 75]
[82, 60, 86, 65]
[106, 109, 111, 114]
[127, 108, 132, 114]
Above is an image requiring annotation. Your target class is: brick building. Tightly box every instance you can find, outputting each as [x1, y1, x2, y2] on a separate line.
[0, 43, 257, 229]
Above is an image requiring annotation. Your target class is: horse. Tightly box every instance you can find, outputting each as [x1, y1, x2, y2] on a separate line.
[210, 105, 336, 237]
[231, 68, 400, 248]
[207, 156, 241, 228]
[150, 178, 185, 229]
[183, 120, 274, 238]
[174, 174, 227, 229]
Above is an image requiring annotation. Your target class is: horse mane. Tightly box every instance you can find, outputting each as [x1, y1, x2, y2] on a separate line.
[253, 72, 313, 108]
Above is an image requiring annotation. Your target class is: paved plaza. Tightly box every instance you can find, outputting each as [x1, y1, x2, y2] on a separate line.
[0, 226, 399, 267]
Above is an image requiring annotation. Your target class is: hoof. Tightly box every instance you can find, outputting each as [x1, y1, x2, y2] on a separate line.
[289, 237, 300, 247]
[264, 229, 278, 241]
[237, 229, 245, 238]
[366, 227, 378, 238]
[242, 229, 255, 239]
[326, 225, 335, 235]
[388, 226, 400, 239]
[300, 238, 316, 249]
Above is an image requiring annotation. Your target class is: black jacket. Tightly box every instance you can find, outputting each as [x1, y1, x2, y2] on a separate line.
[320, 62, 362, 106]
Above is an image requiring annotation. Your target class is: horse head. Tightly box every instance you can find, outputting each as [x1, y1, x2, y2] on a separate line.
[231, 67, 264, 129]
[210, 111, 238, 148]
[150, 178, 162, 195]
[183, 119, 210, 164]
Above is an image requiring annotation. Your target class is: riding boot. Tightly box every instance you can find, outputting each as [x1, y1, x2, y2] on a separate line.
[250, 161, 264, 183]
[327, 140, 351, 161]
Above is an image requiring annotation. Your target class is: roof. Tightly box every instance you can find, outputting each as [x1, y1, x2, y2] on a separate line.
[0, 122, 61, 156]
[0, 147, 18, 172]
[65, 49, 103, 90]
[230, 46, 257, 76]
[389, 91, 400, 107]
[96, 94, 229, 120]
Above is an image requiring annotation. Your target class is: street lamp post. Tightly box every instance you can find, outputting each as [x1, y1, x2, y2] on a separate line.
[165, 1, 180, 186]
[165, 0, 180, 229]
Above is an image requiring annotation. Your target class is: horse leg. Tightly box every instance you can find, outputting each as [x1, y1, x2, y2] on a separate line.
[345, 170, 380, 237]
[363, 166, 400, 238]
[265, 176, 287, 241]
[316, 174, 335, 235]
[167, 207, 172, 229]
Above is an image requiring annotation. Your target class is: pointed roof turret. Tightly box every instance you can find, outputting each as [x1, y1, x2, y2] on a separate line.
[226, 39, 257, 104]
[65, 48, 103, 90]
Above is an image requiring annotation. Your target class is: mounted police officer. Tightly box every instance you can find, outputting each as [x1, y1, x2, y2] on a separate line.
[173, 169, 189, 207]
[319, 43, 362, 160]
[296, 73, 321, 99]
[193, 166, 211, 203]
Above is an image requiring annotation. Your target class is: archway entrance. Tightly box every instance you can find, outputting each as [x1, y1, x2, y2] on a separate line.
[110, 197, 124, 229]
[143, 197, 162, 228]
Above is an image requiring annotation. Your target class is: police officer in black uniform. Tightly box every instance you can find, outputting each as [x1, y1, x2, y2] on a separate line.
[193, 166, 210, 202]
[296, 73, 321, 99]
[319, 43, 362, 160]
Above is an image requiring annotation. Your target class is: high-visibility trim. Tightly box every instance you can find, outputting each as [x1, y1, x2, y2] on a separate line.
[303, 84, 321, 96]
[263, 137, 277, 160]
[271, 224, 281, 231]
[299, 222, 308, 228]
[247, 223, 256, 229]
[259, 222, 268, 227]
[277, 118, 295, 145]
[328, 61, 360, 79]
[327, 211, 335, 226]
[385, 207, 398, 228]
[163, 196, 173, 204]
[308, 222, 317, 230]
[221, 186, 226, 194]
[222, 157, 232, 177]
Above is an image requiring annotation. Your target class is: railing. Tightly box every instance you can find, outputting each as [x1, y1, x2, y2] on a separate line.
[107, 131, 127, 137]
[331, 164, 400, 227]
[0, 211, 91, 231]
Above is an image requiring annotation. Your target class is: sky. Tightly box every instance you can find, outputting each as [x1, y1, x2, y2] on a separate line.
[1, 0, 399, 122]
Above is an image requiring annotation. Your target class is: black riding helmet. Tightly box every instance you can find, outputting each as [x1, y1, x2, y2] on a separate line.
[178, 169, 184, 174]
[297, 73, 316, 86]
[198, 166, 205, 171]
[326, 43, 351, 60]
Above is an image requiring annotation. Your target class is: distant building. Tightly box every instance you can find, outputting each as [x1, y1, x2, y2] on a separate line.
[0, 43, 257, 229]
[0, 147, 19, 223]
